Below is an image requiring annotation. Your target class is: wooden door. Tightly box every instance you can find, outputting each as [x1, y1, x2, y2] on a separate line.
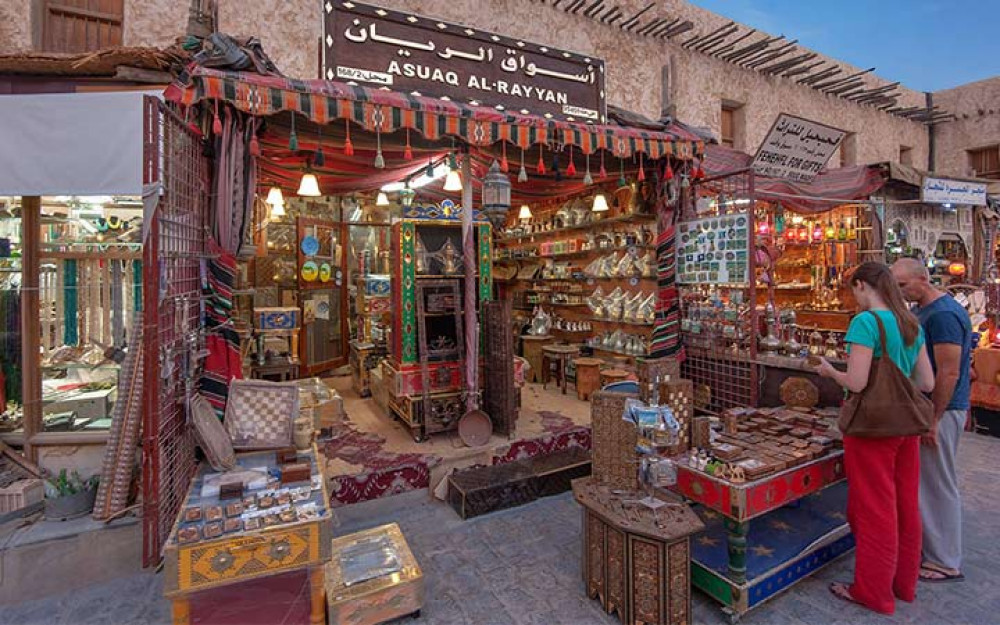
[297, 217, 349, 375]
[42, 0, 124, 53]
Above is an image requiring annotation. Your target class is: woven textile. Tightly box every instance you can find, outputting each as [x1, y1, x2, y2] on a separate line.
[199, 239, 243, 417]
[651, 224, 682, 359]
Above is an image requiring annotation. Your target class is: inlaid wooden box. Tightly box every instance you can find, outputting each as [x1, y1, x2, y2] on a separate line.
[326, 523, 423, 625]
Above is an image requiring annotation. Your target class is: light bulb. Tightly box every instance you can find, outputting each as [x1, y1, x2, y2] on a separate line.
[592, 193, 609, 212]
[443, 169, 463, 192]
[297, 173, 321, 197]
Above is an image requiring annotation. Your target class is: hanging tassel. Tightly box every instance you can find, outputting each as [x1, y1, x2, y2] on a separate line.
[618, 156, 627, 187]
[583, 153, 593, 185]
[536, 144, 546, 175]
[343, 119, 354, 156]
[566, 146, 577, 177]
[500, 141, 509, 173]
[212, 100, 222, 135]
[663, 161, 674, 181]
[426, 158, 435, 178]
[694, 159, 706, 180]
[637, 153, 646, 182]
[314, 123, 325, 167]
[289, 113, 299, 152]
[518, 148, 528, 183]
[599, 150, 607, 179]
[404, 128, 413, 160]
[249, 133, 261, 157]
[374, 125, 385, 169]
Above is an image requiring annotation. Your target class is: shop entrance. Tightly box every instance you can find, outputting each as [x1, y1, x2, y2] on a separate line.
[296, 217, 348, 374]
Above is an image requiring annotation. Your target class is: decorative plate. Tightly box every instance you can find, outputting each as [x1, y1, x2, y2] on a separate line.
[300, 235, 320, 256]
[780, 376, 820, 409]
[301, 260, 319, 282]
[319, 262, 332, 282]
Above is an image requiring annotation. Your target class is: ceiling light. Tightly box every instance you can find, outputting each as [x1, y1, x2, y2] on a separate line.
[297, 172, 321, 197]
[265, 187, 284, 206]
[592, 193, 609, 213]
[518, 205, 533, 220]
[376, 192, 390, 206]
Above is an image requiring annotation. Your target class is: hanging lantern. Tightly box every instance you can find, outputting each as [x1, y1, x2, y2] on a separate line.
[757, 220, 770, 235]
[812, 222, 824, 242]
[948, 262, 967, 276]
[399, 186, 416, 208]
[482, 160, 512, 229]
[797, 225, 809, 242]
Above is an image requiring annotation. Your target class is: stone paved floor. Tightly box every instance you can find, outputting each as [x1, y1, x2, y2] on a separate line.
[3, 431, 999, 625]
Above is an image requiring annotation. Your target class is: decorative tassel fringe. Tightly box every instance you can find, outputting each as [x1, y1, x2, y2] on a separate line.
[517, 148, 528, 183]
[404, 128, 413, 160]
[566, 146, 577, 177]
[536, 145, 546, 175]
[344, 120, 354, 156]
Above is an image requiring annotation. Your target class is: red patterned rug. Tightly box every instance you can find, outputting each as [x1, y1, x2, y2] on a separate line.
[321, 411, 592, 507]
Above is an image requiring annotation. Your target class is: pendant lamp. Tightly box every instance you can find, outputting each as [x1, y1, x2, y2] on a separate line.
[592, 193, 609, 213]
[297, 169, 322, 197]
[265, 187, 284, 206]
[518, 205, 533, 220]
[443, 153, 463, 192]
[376, 192, 390, 206]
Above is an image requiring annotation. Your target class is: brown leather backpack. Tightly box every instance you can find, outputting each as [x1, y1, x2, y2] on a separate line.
[837, 312, 934, 438]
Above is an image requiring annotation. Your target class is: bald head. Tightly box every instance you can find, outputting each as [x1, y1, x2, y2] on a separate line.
[892, 258, 932, 304]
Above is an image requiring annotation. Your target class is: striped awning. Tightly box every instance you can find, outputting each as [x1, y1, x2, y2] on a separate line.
[164, 65, 703, 160]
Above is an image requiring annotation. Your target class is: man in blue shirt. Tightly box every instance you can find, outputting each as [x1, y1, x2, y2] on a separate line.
[893, 258, 971, 583]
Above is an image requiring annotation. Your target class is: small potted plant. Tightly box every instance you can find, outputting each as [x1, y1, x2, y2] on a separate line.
[43, 469, 99, 521]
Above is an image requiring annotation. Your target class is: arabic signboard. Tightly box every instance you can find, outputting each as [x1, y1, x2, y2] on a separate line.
[751, 114, 846, 183]
[322, 1, 606, 123]
[921, 176, 988, 206]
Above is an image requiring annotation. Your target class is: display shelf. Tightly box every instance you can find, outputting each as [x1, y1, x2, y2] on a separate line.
[496, 244, 656, 262]
[41, 363, 121, 370]
[499, 213, 656, 244]
[588, 345, 646, 359]
[587, 317, 655, 329]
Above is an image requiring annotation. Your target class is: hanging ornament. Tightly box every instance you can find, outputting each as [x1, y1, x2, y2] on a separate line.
[637, 153, 646, 182]
[404, 128, 413, 160]
[249, 133, 261, 157]
[583, 153, 593, 185]
[288, 113, 299, 152]
[343, 119, 354, 156]
[694, 159, 706, 180]
[425, 158, 435, 178]
[314, 124, 325, 167]
[212, 100, 222, 135]
[599, 150, 607, 179]
[518, 148, 528, 183]
[374, 124, 385, 169]
[618, 157, 627, 188]
[500, 141, 509, 173]
[663, 161, 674, 181]
[566, 146, 577, 177]
[536, 144, 546, 175]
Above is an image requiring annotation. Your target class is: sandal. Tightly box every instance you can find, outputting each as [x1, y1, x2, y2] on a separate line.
[829, 582, 862, 606]
[919, 565, 965, 583]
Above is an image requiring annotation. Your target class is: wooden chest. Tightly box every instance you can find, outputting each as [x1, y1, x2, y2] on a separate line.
[326, 523, 423, 625]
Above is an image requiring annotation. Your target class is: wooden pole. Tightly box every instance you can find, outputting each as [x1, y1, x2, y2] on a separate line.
[21, 196, 41, 462]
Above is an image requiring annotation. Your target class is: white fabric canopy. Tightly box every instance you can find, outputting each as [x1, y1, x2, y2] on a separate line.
[0, 90, 159, 196]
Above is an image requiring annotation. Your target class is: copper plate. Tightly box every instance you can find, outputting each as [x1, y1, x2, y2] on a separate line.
[458, 409, 492, 447]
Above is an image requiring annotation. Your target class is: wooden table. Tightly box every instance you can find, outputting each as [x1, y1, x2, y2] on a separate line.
[542, 344, 580, 394]
[665, 451, 849, 621]
[521, 335, 553, 384]
[573, 477, 704, 625]
[162, 447, 334, 625]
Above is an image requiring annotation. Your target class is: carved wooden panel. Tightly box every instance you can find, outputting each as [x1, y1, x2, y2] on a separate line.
[606, 526, 626, 620]
[586, 511, 606, 602]
[630, 536, 663, 625]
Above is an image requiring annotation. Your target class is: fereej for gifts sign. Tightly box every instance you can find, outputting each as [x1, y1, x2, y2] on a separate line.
[751, 114, 846, 183]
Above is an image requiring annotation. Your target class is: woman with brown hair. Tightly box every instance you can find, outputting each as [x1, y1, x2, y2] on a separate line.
[813, 261, 935, 615]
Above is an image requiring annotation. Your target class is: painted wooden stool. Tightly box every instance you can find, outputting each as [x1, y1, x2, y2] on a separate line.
[574, 357, 604, 401]
[601, 368, 630, 388]
[521, 335, 553, 384]
[542, 344, 581, 394]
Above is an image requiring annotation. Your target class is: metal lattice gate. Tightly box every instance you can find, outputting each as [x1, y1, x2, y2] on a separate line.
[141, 97, 208, 566]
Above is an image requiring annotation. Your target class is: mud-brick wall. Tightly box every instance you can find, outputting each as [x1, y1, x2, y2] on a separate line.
[933, 77, 1000, 178]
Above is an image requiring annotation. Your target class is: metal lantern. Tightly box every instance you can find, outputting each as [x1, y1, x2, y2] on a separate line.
[482, 160, 511, 229]
[399, 186, 416, 208]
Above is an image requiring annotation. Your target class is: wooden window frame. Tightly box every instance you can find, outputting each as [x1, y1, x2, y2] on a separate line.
[968, 145, 1000, 179]
[38, 0, 124, 54]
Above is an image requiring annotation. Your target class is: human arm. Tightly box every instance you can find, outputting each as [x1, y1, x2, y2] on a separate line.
[815, 345, 873, 393]
[929, 342, 962, 420]
[912, 345, 935, 394]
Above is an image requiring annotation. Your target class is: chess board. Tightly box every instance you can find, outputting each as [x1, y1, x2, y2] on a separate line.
[224, 380, 300, 450]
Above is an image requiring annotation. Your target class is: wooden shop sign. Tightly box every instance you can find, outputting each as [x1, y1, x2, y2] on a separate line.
[322, 1, 607, 123]
[751, 113, 846, 183]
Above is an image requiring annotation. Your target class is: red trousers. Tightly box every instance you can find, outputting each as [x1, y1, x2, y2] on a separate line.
[843, 434, 922, 615]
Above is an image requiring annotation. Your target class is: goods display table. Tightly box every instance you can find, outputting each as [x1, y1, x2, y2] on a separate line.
[573, 477, 704, 625]
[163, 447, 334, 625]
[666, 452, 850, 621]
[325, 522, 424, 625]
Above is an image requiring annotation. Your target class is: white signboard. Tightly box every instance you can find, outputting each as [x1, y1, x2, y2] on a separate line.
[921, 177, 988, 206]
[751, 114, 846, 183]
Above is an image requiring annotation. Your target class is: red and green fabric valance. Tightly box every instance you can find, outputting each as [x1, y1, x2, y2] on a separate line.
[165, 65, 703, 160]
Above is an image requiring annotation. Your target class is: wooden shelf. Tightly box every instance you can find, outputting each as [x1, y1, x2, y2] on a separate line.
[496, 244, 656, 262]
[587, 317, 655, 329]
[499, 213, 656, 244]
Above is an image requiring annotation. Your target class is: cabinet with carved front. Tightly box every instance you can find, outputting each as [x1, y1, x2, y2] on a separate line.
[386, 212, 492, 442]
[574, 477, 704, 625]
